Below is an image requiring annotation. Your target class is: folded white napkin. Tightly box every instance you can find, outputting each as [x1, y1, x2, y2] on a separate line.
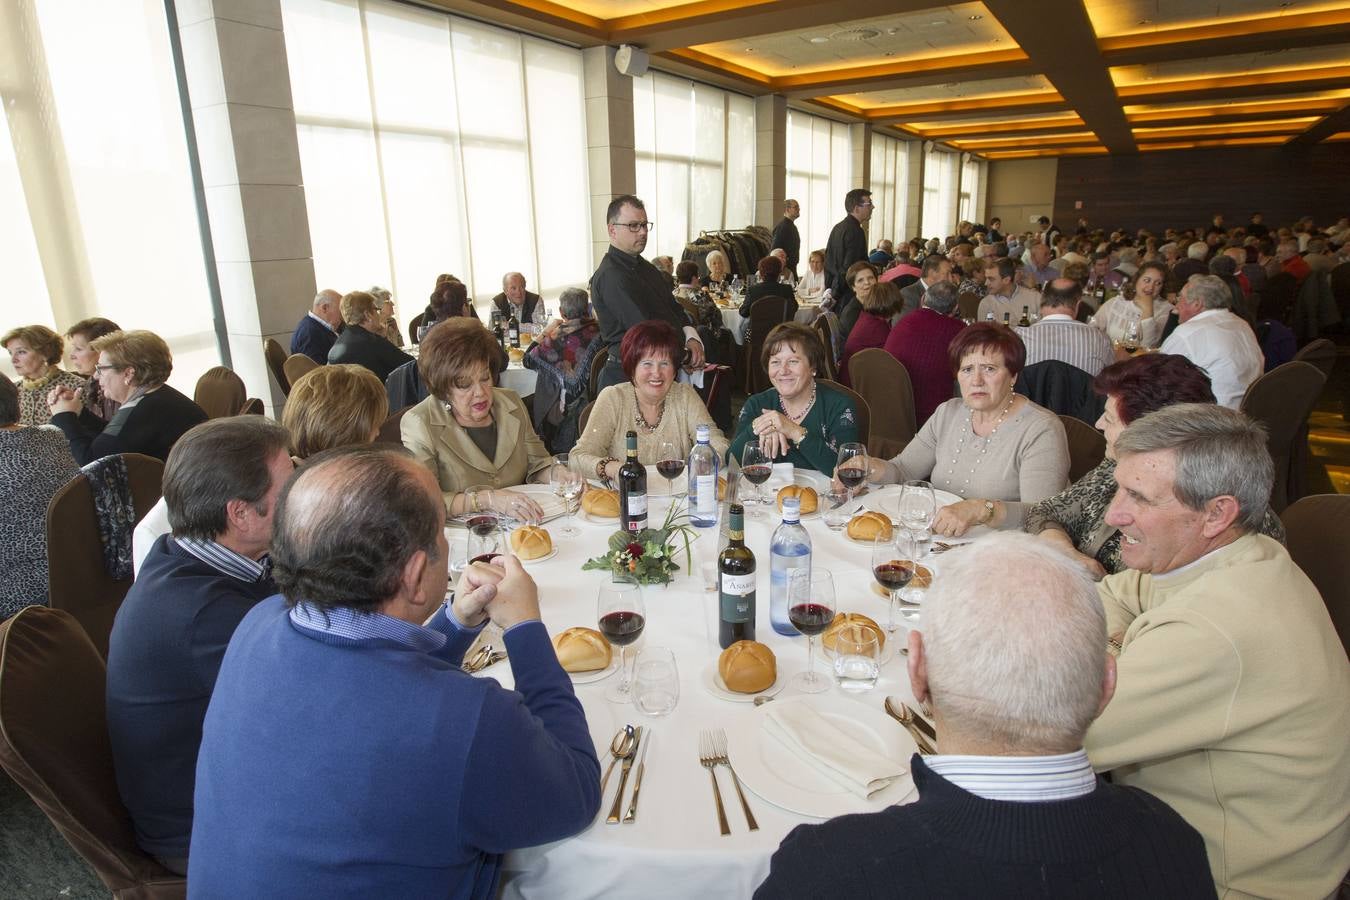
[763, 702, 906, 799]
[764, 462, 795, 493]
[678, 368, 706, 389]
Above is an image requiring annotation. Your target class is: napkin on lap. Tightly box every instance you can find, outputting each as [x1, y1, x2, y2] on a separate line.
[763, 702, 905, 799]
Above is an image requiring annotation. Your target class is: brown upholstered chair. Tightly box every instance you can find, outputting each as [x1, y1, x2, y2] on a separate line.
[1281, 494, 1350, 656]
[587, 347, 609, 401]
[45, 454, 164, 658]
[811, 315, 837, 381]
[192, 366, 246, 419]
[263, 338, 290, 396]
[240, 397, 264, 415]
[957, 291, 980, 321]
[849, 349, 917, 459]
[0, 607, 186, 899]
[282, 353, 319, 388]
[1292, 338, 1336, 380]
[1240, 360, 1326, 513]
[408, 312, 425, 345]
[745, 297, 793, 395]
[577, 401, 595, 438]
[377, 405, 412, 445]
[820, 379, 871, 455]
[1059, 415, 1107, 482]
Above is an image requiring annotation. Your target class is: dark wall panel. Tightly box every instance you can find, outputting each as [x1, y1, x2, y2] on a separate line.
[1053, 144, 1350, 234]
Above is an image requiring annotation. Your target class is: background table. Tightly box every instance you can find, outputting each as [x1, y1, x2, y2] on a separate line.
[721, 303, 823, 346]
[465, 482, 983, 899]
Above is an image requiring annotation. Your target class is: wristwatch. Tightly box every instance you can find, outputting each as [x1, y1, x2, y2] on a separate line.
[978, 500, 995, 524]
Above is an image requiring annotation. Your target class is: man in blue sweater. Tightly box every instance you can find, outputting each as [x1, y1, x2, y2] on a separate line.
[289, 288, 343, 362]
[755, 532, 1215, 899]
[106, 416, 293, 875]
[189, 446, 600, 898]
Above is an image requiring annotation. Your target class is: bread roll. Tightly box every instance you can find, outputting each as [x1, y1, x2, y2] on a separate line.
[551, 627, 612, 673]
[509, 525, 553, 560]
[582, 487, 620, 518]
[776, 484, 819, 514]
[718, 640, 776, 694]
[822, 612, 886, 653]
[847, 510, 893, 542]
[508, 347, 525, 363]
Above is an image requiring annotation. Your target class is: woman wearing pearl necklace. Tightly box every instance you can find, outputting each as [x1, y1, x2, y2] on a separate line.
[846, 323, 1070, 536]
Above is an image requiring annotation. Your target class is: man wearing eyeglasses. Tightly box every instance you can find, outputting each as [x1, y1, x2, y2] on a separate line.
[589, 194, 704, 391]
[825, 188, 874, 338]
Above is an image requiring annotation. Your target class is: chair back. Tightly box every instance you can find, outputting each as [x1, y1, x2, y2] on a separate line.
[1058, 415, 1107, 482]
[46, 454, 164, 658]
[957, 291, 980, 321]
[240, 397, 264, 415]
[587, 347, 609, 400]
[1015, 359, 1105, 424]
[848, 349, 916, 458]
[283, 353, 319, 388]
[263, 338, 290, 395]
[820, 379, 871, 455]
[0, 607, 186, 898]
[812, 315, 837, 380]
[1292, 337, 1336, 380]
[408, 312, 426, 345]
[746, 298, 793, 394]
[578, 401, 595, 438]
[1239, 360, 1326, 512]
[1260, 271, 1298, 323]
[192, 366, 246, 419]
[699, 365, 732, 424]
[1331, 262, 1350, 312]
[377, 406, 412, 445]
[1281, 494, 1350, 656]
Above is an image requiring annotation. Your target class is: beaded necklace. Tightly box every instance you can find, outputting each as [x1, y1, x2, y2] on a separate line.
[634, 393, 666, 434]
[778, 382, 817, 424]
[944, 395, 1016, 491]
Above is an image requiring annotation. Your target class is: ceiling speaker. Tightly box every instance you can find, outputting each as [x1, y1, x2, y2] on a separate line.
[615, 44, 649, 77]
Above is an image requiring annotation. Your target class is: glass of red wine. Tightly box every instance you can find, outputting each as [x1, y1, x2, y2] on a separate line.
[656, 440, 685, 499]
[598, 581, 646, 703]
[788, 568, 836, 694]
[872, 531, 917, 635]
[467, 514, 503, 566]
[741, 444, 772, 519]
[835, 442, 868, 508]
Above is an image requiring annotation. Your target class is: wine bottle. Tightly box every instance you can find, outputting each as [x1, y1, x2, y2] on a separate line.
[619, 430, 647, 533]
[1002, 311, 1011, 326]
[718, 504, 756, 648]
[984, 311, 994, 322]
[769, 497, 810, 636]
[1018, 306, 1031, 327]
[507, 313, 520, 348]
[688, 423, 719, 528]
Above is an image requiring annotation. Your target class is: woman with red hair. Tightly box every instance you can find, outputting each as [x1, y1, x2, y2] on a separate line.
[571, 320, 727, 482]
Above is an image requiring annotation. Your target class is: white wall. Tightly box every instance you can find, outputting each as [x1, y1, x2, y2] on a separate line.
[985, 158, 1058, 239]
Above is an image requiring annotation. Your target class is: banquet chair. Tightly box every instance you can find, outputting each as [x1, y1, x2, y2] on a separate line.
[811, 315, 837, 378]
[0, 607, 187, 899]
[408, 312, 425, 345]
[46, 453, 164, 659]
[263, 338, 290, 396]
[283, 353, 319, 388]
[745, 297, 793, 395]
[1239, 360, 1326, 513]
[377, 406, 413, 445]
[1058, 415, 1107, 482]
[848, 349, 916, 458]
[957, 291, 980, 321]
[587, 347, 609, 401]
[193, 366, 247, 419]
[240, 397, 264, 415]
[820, 379, 871, 454]
[1281, 494, 1350, 656]
[1292, 338, 1336, 380]
[577, 401, 594, 438]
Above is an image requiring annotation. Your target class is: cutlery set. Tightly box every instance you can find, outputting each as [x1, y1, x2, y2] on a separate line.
[600, 725, 651, 824]
[462, 643, 506, 674]
[698, 729, 757, 835]
[883, 696, 937, 755]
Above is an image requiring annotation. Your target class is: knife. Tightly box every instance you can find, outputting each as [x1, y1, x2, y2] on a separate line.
[606, 725, 642, 823]
[902, 702, 938, 742]
[622, 730, 652, 824]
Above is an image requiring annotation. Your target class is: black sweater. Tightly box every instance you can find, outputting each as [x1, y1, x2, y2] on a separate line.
[755, 756, 1216, 899]
[51, 383, 207, 465]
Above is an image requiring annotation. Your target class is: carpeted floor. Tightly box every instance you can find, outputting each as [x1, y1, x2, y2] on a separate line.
[0, 773, 105, 898]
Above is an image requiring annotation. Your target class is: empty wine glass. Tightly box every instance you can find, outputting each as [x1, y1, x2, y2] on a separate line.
[550, 453, 582, 538]
[872, 531, 917, 635]
[788, 568, 836, 694]
[598, 582, 646, 704]
[656, 440, 685, 499]
[898, 480, 937, 552]
[835, 442, 868, 507]
[466, 516, 503, 566]
[741, 444, 772, 519]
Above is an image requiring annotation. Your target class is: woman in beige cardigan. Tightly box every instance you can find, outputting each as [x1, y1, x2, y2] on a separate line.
[401, 318, 553, 522]
[571, 320, 728, 482]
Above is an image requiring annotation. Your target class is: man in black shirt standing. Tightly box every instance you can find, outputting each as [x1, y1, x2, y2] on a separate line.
[588, 194, 703, 391]
[770, 199, 801, 278]
[824, 188, 873, 335]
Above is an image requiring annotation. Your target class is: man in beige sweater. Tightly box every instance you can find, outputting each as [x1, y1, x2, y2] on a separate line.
[1084, 404, 1350, 898]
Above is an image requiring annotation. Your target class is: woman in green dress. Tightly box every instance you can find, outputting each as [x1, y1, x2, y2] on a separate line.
[728, 321, 858, 473]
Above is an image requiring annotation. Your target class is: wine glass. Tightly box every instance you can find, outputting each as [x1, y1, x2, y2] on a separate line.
[835, 442, 868, 507]
[898, 480, 937, 553]
[466, 516, 504, 566]
[788, 568, 836, 694]
[550, 453, 582, 538]
[1119, 317, 1141, 353]
[741, 444, 772, 519]
[872, 531, 918, 635]
[656, 440, 685, 499]
[598, 582, 646, 704]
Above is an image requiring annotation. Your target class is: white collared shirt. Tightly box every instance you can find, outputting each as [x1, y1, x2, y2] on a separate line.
[925, 749, 1098, 802]
[308, 311, 337, 334]
[1159, 308, 1264, 408]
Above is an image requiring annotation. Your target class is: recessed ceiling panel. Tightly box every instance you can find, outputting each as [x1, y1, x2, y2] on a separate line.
[561, 0, 709, 18]
[837, 74, 1052, 109]
[1087, 0, 1350, 38]
[1123, 89, 1350, 113]
[1110, 42, 1350, 84]
[907, 110, 1084, 129]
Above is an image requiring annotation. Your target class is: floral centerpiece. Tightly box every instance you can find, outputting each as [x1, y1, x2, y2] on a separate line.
[582, 501, 698, 586]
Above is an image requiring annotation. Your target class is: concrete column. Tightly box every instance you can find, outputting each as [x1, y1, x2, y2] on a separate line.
[175, 0, 315, 413]
[583, 46, 636, 269]
[754, 94, 786, 230]
[905, 142, 924, 241]
[849, 123, 872, 242]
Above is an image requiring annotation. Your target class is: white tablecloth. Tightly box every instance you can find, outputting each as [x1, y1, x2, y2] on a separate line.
[722, 304, 822, 346]
[500, 365, 538, 397]
[472, 483, 981, 899]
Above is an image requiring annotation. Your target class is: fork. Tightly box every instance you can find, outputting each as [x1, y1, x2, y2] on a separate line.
[698, 731, 731, 836]
[710, 729, 758, 831]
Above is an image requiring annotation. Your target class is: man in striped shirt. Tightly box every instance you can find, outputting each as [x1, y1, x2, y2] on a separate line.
[1016, 278, 1115, 378]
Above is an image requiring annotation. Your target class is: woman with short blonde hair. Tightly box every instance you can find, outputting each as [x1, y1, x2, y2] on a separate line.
[328, 290, 413, 381]
[282, 364, 388, 459]
[3, 324, 87, 426]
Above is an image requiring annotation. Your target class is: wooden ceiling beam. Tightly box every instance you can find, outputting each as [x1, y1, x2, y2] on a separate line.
[916, 118, 1086, 139]
[774, 50, 1035, 99]
[867, 92, 1067, 123]
[1100, 9, 1350, 66]
[1287, 100, 1350, 146]
[1126, 98, 1348, 124]
[1119, 66, 1350, 106]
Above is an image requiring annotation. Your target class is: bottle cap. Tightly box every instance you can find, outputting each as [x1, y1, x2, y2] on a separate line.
[782, 497, 800, 522]
[695, 423, 710, 442]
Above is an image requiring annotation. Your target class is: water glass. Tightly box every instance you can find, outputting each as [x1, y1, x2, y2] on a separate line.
[633, 646, 680, 716]
[822, 489, 851, 530]
[898, 480, 937, 549]
[832, 629, 881, 692]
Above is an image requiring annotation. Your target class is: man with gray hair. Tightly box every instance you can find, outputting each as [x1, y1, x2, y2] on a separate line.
[1086, 404, 1350, 897]
[491, 271, 543, 329]
[757, 531, 1214, 897]
[1159, 274, 1262, 408]
[886, 280, 985, 427]
[1017, 278, 1114, 378]
[290, 288, 343, 362]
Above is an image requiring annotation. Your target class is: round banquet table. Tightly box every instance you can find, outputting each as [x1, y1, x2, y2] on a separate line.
[721, 303, 822, 346]
[461, 477, 985, 899]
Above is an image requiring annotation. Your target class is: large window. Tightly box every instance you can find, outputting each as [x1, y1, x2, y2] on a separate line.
[869, 133, 912, 246]
[958, 155, 986, 225]
[281, 0, 591, 311]
[0, 0, 219, 387]
[786, 110, 852, 255]
[920, 146, 959, 240]
[632, 71, 755, 262]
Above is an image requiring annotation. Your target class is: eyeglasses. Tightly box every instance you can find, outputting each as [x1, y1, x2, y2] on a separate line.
[94, 364, 125, 373]
[613, 221, 654, 233]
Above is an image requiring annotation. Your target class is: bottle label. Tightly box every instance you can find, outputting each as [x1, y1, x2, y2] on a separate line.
[721, 572, 754, 596]
[695, 474, 716, 513]
[720, 576, 755, 623]
[626, 494, 647, 517]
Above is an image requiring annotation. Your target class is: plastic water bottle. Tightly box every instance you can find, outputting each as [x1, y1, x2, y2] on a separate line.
[688, 424, 719, 529]
[769, 497, 811, 636]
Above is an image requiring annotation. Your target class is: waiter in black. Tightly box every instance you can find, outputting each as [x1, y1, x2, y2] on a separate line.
[589, 194, 704, 391]
[770, 199, 801, 278]
[824, 188, 872, 335]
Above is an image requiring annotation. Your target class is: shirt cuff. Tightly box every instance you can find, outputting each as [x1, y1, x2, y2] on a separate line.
[682, 326, 702, 346]
[444, 598, 488, 634]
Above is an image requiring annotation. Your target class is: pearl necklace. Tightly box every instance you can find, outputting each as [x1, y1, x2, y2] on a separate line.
[778, 383, 817, 423]
[945, 395, 1016, 490]
[634, 394, 666, 434]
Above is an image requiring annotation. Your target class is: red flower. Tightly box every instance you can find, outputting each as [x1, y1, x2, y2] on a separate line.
[626, 542, 645, 558]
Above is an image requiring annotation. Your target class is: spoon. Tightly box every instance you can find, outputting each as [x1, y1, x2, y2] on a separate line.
[884, 697, 936, 755]
[599, 725, 636, 795]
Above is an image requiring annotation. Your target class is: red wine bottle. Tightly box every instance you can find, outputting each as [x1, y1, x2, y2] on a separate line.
[619, 430, 647, 533]
[718, 503, 756, 648]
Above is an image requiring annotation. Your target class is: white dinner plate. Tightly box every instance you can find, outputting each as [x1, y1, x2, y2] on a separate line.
[724, 696, 918, 819]
[570, 658, 619, 684]
[509, 483, 569, 519]
[753, 469, 830, 519]
[513, 545, 559, 565]
[699, 660, 782, 703]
